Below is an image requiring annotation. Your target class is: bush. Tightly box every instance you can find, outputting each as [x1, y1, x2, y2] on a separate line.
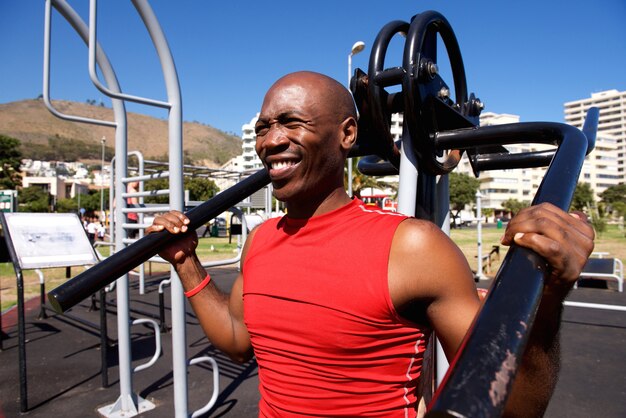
[591, 213, 607, 235]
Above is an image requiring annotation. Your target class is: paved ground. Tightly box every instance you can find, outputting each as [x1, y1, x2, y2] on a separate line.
[1, 268, 624, 417]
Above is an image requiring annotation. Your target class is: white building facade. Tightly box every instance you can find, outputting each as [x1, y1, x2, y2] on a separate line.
[241, 113, 263, 171]
[579, 134, 622, 200]
[564, 89, 626, 182]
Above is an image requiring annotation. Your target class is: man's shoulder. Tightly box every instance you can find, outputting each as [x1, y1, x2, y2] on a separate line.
[390, 218, 462, 266]
[393, 218, 446, 241]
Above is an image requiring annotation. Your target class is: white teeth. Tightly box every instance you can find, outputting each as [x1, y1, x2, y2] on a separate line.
[271, 161, 295, 170]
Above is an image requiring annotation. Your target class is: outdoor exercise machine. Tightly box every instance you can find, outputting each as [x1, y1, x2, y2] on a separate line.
[44, 3, 598, 418]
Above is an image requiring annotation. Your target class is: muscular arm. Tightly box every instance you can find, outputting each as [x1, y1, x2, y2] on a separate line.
[389, 204, 594, 417]
[146, 211, 255, 363]
[388, 219, 480, 359]
[499, 203, 594, 416]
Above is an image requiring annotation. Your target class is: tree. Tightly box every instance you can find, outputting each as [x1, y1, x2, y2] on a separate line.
[56, 189, 109, 214]
[599, 184, 626, 208]
[186, 177, 219, 201]
[0, 135, 23, 190]
[144, 178, 169, 204]
[55, 197, 80, 213]
[571, 182, 595, 211]
[501, 198, 530, 216]
[143, 177, 219, 204]
[449, 172, 480, 226]
[612, 202, 626, 218]
[18, 186, 51, 212]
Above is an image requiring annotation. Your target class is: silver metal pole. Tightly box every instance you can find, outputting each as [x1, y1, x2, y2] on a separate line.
[130, 1, 187, 416]
[47, 1, 143, 414]
[124, 151, 147, 294]
[476, 190, 485, 280]
[435, 175, 451, 387]
[563, 301, 626, 312]
[397, 123, 418, 215]
[100, 136, 106, 221]
[347, 52, 353, 197]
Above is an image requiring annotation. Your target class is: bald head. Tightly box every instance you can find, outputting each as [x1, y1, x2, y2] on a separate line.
[265, 71, 357, 123]
[255, 72, 359, 209]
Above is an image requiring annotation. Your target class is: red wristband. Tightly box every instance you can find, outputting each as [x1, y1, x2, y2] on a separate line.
[184, 273, 211, 298]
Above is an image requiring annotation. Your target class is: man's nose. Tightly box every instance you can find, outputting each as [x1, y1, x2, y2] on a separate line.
[262, 124, 289, 149]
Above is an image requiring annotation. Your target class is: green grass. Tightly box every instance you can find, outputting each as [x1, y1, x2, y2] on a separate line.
[0, 236, 241, 312]
[450, 223, 626, 277]
[2, 226, 624, 312]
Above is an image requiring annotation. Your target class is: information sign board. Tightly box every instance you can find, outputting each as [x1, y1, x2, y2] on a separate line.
[1, 212, 99, 269]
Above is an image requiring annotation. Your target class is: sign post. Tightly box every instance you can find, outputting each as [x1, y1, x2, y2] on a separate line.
[0, 212, 99, 412]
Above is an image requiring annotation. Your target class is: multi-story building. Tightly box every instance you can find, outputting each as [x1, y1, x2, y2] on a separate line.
[458, 106, 623, 210]
[20, 159, 99, 202]
[240, 113, 263, 171]
[390, 113, 403, 141]
[579, 134, 622, 199]
[564, 89, 626, 181]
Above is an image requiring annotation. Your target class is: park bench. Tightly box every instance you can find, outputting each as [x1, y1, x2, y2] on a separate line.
[575, 253, 623, 292]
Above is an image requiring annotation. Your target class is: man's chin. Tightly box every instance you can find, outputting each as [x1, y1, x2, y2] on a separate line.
[271, 185, 302, 204]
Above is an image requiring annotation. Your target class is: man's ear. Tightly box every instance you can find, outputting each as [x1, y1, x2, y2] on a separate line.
[339, 116, 358, 152]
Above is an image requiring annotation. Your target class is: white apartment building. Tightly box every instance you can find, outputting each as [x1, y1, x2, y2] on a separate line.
[579, 134, 622, 199]
[391, 113, 403, 141]
[241, 113, 263, 171]
[565, 89, 626, 180]
[452, 106, 622, 210]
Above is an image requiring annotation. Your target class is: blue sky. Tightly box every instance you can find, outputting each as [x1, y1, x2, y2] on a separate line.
[1, 0, 625, 137]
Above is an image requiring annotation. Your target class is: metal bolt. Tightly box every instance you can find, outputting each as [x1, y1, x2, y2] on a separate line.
[427, 61, 439, 78]
[438, 87, 450, 99]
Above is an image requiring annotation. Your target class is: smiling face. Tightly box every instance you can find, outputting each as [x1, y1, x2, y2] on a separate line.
[255, 72, 357, 214]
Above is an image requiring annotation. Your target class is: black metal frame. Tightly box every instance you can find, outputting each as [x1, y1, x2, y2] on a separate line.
[350, 10, 599, 416]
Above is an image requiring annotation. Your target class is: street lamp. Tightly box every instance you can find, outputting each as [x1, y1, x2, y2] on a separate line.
[348, 41, 365, 84]
[347, 41, 365, 197]
[100, 136, 106, 221]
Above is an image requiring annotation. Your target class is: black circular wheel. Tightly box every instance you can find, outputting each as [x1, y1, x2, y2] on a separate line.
[402, 11, 467, 174]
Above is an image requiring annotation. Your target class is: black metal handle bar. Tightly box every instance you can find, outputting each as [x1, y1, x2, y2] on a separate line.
[358, 154, 399, 176]
[471, 150, 555, 172]
[435, 107, 598, 176]
[426, 110, 598, 417]
[367, 19, 409, 168]
[47, 169, 271, 313]
[359, 107, 598, 176]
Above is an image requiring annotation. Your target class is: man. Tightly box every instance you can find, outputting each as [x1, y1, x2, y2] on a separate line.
[147, 71, 594, 417]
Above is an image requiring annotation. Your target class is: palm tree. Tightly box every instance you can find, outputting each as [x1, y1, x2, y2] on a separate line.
[344, 157, 397, 199]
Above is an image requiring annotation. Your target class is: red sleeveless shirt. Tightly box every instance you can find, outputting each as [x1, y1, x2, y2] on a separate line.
[243, 199, 431, 417]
